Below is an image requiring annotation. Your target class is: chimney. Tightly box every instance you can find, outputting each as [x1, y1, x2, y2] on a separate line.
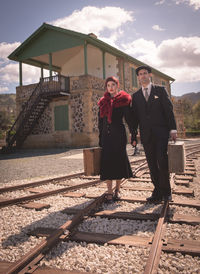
[88, 33, 97, 39]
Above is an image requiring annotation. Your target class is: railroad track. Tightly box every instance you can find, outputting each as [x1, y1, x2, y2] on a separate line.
[0, 145, 200, 273]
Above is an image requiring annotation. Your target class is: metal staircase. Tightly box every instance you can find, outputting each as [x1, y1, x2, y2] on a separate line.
[3, 75, 70, 152]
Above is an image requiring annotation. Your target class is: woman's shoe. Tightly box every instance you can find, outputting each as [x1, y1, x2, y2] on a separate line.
[105, 193, 113, 203]
[113, 190, 121, 201]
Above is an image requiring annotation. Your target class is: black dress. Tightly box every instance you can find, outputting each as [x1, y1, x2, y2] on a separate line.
[98, 105, 133, 180]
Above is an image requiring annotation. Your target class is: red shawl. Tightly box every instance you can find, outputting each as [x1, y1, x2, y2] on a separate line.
[98, 90, 132, 123]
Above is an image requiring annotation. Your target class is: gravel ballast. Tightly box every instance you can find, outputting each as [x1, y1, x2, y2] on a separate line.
[0, 141, 200, 273]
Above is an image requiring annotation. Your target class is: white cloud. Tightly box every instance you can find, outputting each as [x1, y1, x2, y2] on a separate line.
[99, 29, 124, 48]
[0, 63, 19, 83]
[174, 0, 200, 10]
[50, 6, 133, 36]
[0, 63, 48, 85]
[152, 24, 165, 31]
[0, 86, 9, 93]
[121, 38, 161, 66]
[121, 36, 200, 83]
[0, 42, 21, 61]
[155, 0, 166, 5]
[157, 36, 200, 67]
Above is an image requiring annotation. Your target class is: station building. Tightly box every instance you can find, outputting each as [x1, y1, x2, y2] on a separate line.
[7, 23, 183, 149]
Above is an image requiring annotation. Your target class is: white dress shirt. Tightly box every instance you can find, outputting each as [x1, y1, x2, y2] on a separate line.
[142, 83, 152, 99]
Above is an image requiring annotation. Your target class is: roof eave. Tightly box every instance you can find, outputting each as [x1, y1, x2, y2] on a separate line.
[8, 22, 175, 81]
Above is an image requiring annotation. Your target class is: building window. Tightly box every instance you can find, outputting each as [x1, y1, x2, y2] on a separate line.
[54, 105, 69, 131]
[162, 81, 166, 86]
[131, 67, 138, 87]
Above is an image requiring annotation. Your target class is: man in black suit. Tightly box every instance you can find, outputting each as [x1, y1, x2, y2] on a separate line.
[131, 65, 177, 202]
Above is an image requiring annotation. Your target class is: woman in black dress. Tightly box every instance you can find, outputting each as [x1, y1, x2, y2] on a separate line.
[98, 76, 133, 202]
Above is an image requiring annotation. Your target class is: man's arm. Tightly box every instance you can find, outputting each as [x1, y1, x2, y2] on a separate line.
[160, 87, 177, 141]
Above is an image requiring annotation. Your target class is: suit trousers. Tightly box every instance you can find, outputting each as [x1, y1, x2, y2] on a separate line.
[143, 136, 171, 197]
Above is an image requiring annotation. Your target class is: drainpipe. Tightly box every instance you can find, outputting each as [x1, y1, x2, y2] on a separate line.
[102, 51, 106, 79]
[123, 60, 125, 90]
[49, 53, 52, 77]
[84, 42, 88, 75]
[19, 62, 22, 86]
[169, 79, 175, 98]
[41, 67, 44, 80]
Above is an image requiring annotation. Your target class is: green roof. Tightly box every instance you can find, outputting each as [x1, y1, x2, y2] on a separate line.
[8, 23, 175, 81]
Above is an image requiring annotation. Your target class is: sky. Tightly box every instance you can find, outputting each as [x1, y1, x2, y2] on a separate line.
[0, 0, 200, 96]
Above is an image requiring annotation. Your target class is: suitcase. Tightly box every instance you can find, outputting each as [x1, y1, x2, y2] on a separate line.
[83, 147, 101, 176]
[168, 141, 185, 173]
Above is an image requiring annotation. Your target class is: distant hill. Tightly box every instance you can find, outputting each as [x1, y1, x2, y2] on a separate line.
[0, 94, 16, 114]
[173, 91, 200, 105]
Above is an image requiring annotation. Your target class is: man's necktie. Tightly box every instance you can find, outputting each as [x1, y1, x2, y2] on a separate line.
[144, 88, 149, 101]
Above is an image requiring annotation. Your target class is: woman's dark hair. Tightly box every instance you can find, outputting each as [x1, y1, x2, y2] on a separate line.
[105, 76, 119, 89]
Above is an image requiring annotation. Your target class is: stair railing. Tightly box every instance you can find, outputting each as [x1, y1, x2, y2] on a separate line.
[6, 75, 70, 148]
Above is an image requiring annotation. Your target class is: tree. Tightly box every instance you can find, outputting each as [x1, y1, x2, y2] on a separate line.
[181, 98, 193, 130]
[0, 110, 15, 139]
[192, 100, 200, 131]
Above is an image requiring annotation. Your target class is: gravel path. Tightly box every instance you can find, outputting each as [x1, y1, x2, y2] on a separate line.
[0, 147, 84, 184]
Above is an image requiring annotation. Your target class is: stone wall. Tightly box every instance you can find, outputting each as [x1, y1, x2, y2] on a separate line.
[17, 75, 105, 148]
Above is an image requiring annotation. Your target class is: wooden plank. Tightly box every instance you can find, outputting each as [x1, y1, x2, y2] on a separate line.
[94, 210, 160, 221]
[128, 178, 152, 182]
[173, 188, 194, 196]
[122, 186, 153, 191]
[162, 238, 200, 256]
[170, 214, 200, 225]
[172, 198, 200, 209]
[70, 232, 200, 256]
[84, 195, 200, 209]
[185, 167, 196, 171]
[61, 208, 200, 225]
[175, 180, 189, 186]
[27, 188, 47, 193]
[63, 192, 86, 198]
[20, 202, 50, 210]
[85, 194, 100, 199]
[70, 231, 151, 247]
[0, 261, 13, 274]
[175, 175, 193, 181]
[121, 186, 194, 196]
[177, 171, 196, 176]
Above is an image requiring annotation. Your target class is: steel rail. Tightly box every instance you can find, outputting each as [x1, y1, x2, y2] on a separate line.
[0, 160, 147, 208]
[5, 192, 106, 274]
[0, 158, 146, 194]
[186, 149, 200, 157]
[0, 172, 84, 193]
[144, 200, 169, 274]
[0, 179, 101, 208]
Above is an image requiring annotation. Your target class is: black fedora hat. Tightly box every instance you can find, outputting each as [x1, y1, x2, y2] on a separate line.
[136, 65, 152, 75]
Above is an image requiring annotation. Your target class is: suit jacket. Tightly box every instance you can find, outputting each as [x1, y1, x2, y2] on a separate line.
[131, 85, 177, 144]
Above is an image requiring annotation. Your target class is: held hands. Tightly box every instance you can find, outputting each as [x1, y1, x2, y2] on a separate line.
[170, 131, 177, 142]
[132, 140, 137, 147]
[130, 134, 137, 147]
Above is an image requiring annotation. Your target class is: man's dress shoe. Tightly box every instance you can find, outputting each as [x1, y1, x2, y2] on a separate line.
[162, 194, 172, 201]
[146, 194, 162, 203]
